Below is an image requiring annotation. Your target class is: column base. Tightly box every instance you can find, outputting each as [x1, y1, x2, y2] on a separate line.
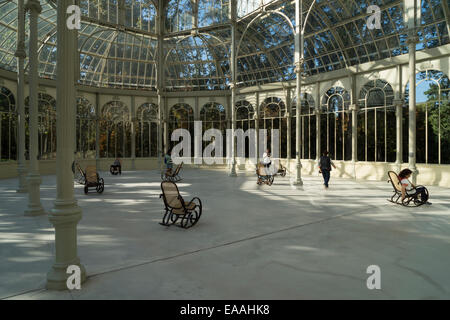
[17, 165, 28, 193]
[46, 259, 86, 291]
[25, 173, 45, 216]
[229, 160, 237, 177]
[46, 203, 86, 291]
[292, 162, 303, 185]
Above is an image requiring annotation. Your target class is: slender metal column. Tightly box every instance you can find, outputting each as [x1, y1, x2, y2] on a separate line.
[46, 0, 86, 290]
[24, 0, 45, 216]
[408, 34, 418, 183]
[350, 74, 358, 179]
[130, 96, 136, 170]
[229, 0, 237, 176]
[286, 89, 291, 165]
[315, 81, 321, 163]
[255, 92, 260, 167]
[157, 0, 165, 172]
[95, 92, 100, 168]
[394, 65, 403, 172]
[15, 0, 27, 193]
[405, 0, 419, 184]
[293, 0, 303, 185]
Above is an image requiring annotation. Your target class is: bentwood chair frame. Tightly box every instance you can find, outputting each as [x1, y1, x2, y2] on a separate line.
[161, 162, 183, 182]
[84, 165, 105, 194]
[159, 181, 202, 228]
[110, 159, 122, 175]
[387, 171, 428, 207]
[256, 163, 274, 186]
[74, 162, 86, 185]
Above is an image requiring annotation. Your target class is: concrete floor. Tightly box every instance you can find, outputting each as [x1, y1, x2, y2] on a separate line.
[1, 168, 450, 300]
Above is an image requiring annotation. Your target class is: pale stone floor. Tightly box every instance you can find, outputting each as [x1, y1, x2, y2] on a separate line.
[1, 168, 450, 300]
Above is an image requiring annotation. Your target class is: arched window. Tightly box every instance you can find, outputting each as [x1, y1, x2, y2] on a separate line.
[165, 0, 194, 33]
[99, 101, 131, 158]
[320, 87, 351, 161]
[259, 97, 287, 158]
[76, 97, 96, 159]
[168, 103, 194, 153]
[136, 103, 159, 157]
[358, 79, 396, 162]
[25, 93, 57, 160]
[198, 0, 229, 27]
[200, 102, 227, 157]
[0, 86, 16, 161]
[291, 93, 316, 160]
[236, 100, 255, 158]
[405, 70, 450, 164]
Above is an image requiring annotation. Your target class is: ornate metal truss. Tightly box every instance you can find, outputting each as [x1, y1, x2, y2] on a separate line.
[0, 0, 448, 91]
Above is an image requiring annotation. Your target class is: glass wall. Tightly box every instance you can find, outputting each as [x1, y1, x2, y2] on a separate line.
[0, 86, 16, 161]
[135, 102, 159, 157]
[168, 103, 194, 155]
[200, 102, 227, 157]
[404, 70, 450, 164]
[99, 101, 131, 158]
[25, 93, 57, 160]
[291, 93, 316, 160]
[358, 79, 396, 162]
[259, 97, 287, 158]
[235, 100, 255, 158]
[320, 87, 351, 161]
[76, 97, 96, 159]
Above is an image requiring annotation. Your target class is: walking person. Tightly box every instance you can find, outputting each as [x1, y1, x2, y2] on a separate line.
[318, 151, 336, 188]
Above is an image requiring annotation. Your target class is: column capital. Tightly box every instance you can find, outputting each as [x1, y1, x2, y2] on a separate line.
[294, 60, 304, 74]
[15, 42, 27, 59]
[25, 0, 42, 14]
[406, 36, 419, 45]
[349, 104, 358, 112]
[229, 82, 236, 90]
[406, 28, 419, 44]
[393, 99, 404, 107]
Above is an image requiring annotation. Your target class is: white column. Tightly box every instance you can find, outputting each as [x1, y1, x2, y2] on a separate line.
[394, 63, 403, 173]
[157, 0, 165, 170]
[286, 90, 291, 167]
[408, 35, 418, 184]
[46, 0, 86, 290]
[229, 0, 237, 176]
[315, 81, 321, 163]
[293, 0, 303, 185]
[254, 92, 260, 168]
[130, 96, 136, 170]
[157, 92, 163, 171]
[24, 0, 45, 216]
[405, 0, 419, 183]
[95, 93, 100, 168]
[15, 0, 27, 193]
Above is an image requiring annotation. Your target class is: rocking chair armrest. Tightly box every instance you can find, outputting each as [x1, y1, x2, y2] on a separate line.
[190, 196, 202, 208]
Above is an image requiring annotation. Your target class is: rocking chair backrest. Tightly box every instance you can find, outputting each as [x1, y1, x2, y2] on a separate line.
[388, 171, 402, 192]
[76, 163, 85, 176]
[257, 163, 265, 176]
[85, 166, 98, 184]
[161, 181, 183, 209]
[173, 162, 183, 176]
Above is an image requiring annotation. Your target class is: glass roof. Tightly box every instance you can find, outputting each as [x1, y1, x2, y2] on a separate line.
[0, 0, 448, 91]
